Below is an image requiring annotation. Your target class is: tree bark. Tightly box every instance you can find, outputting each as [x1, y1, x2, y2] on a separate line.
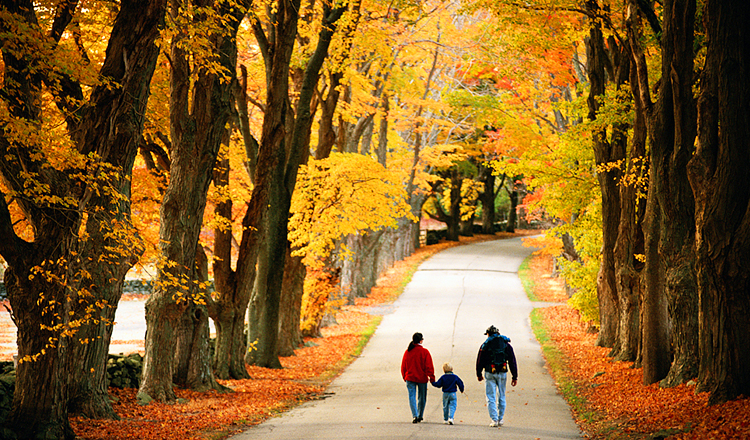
[687, 0, 750, 405]
[277, 249, 306, 357]
[480, 164, 496, 234]
[211, 151, 251, 380]
[605, 37, 641, 363]
[505, 186, 518, 233]
[139, 0, 242, 400]
[584, 8, 622, 349]
[629, 0, 698, 385]
[340, 230, 386, 302]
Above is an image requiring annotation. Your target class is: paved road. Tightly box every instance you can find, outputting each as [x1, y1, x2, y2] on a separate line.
[230, 237, 581, 439]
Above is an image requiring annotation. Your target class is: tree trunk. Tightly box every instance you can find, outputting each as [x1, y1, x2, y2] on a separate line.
[245, 1, 347, 368]
[444, 171, 461, 241]
[173, 298, 223, 391]
[480, 165, 496, 234]
[655, 0, 699, 388]
[687, 0, 750, 405]
[376, 93, 390, 167]
[66, 252, 129, 420]
[4, 260, 76, 440]
[640, 169, 671, 383]
[459, 218, 474, 236]
[278, 249, 306, 357]
[212, 116, 249, 380]
[138, 0, 242, 400]
[627, 3, 677, 384]
[395, 216, 418, 260]
[316, 70, 344, 160]
[505, 188, 518, 233]
[628, 0, 698, 385]
[173, 248, 226, 391]
[606, 38, 641, 363]
[584, 10, 622, 349]
[340, 230, 386, 302]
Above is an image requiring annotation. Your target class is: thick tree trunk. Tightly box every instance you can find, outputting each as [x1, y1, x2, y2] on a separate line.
[244, 58, 296, 367]
[445, 172, 461, 241]
[245, 0, 346, 368]
[585, 13, 621, 349]
[173, 248, 226, 391]
[212, 264, 250, 380]
[628, 7, 670, 381]
[173, 299, 224, 391]
[459, 214, 475, 237]
[613, 146, 644, 363]
[66, 261, 128, 420]
[629, 0, 698, 385]
[4, 262, 76, 440]
[655, 0, 699, 388]
[687, 0, 750, 405]
[640, 173, 671, 383]
[316, 71, 344, 160]
[608, 40, 641, 363]
[139, 0, 242, 399]
[376, 94, 389, 167]
[247, 191, 290, 368]
[278, 250, 306, 357]
[395, 216, 418, 260]
[340, 231, 386, 302]
[211, 143, 251, 380]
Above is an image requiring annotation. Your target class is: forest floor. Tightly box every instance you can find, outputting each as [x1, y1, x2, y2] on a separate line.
[5, 231, 749, 439]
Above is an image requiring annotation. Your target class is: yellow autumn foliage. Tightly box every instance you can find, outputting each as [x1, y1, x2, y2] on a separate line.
[288, 153, 416, 267]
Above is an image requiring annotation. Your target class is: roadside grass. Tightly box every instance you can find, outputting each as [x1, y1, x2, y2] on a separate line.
[529, 309, 597, 426]
[518, 255, 540, 302]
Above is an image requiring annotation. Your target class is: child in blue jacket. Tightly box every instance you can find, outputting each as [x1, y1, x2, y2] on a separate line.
[431, 362, 465, 424]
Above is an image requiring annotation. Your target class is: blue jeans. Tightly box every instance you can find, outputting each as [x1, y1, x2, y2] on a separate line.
[484, 371, 507, 422]
[442, 392, 457, 420]
[406, 381, 427, 418]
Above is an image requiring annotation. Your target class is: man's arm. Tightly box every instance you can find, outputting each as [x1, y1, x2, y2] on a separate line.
[476, 348, 484, 381]
[507, 344, 518, 382]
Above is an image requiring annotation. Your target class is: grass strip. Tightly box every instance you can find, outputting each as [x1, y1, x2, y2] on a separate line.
[518, 255, 539, 302]
[529, 309, 597, 425]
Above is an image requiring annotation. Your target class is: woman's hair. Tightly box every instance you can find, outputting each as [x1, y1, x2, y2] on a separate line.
[442, 362, 453, 373]
[407, 332, 423, 351]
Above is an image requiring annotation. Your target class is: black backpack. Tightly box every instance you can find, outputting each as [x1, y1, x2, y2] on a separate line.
[489, 337, 508, 373]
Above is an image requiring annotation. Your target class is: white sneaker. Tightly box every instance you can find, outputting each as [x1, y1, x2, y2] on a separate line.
[489, 421, 498, 427]
[498, 419, 504, 426]
[444, 420, 450, 425]
[448, 419, 454, 425]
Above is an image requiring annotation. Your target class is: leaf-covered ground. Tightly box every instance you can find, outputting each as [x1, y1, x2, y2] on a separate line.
[529, 253, 750, 439]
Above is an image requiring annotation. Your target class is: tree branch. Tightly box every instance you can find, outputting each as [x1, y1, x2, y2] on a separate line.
[0, 189, 29, 267]
[636, 0, 662, 35]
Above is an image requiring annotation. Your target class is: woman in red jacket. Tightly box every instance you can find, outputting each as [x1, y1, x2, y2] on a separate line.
[401, 332, 435, 423]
